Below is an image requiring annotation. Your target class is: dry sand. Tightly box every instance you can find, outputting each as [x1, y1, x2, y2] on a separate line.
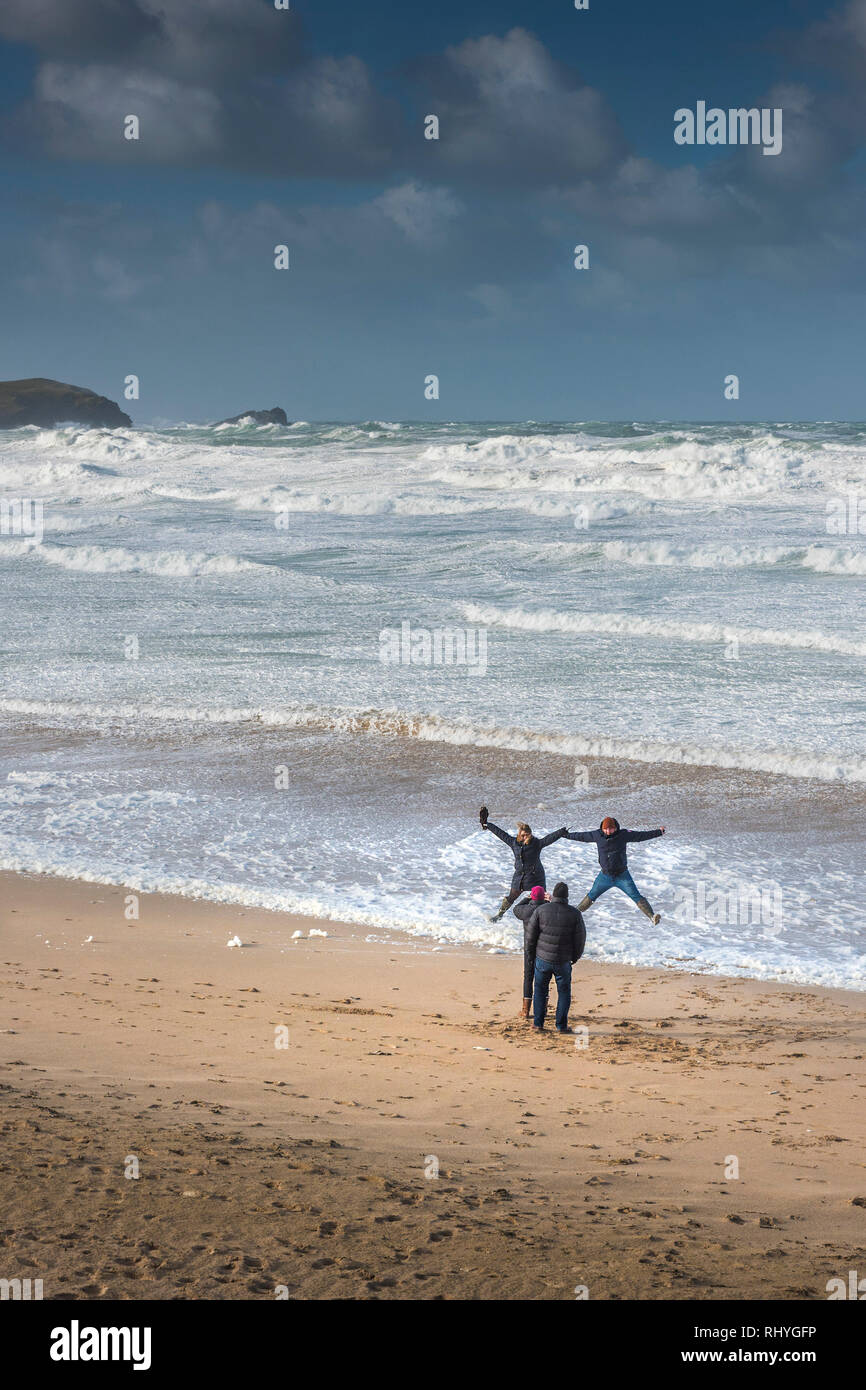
[1, 869, 864, 1301]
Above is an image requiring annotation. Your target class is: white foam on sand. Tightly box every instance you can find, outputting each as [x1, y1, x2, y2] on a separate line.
[0, 832, 863, 992]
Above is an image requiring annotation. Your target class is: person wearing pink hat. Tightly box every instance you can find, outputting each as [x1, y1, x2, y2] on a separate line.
[511, 884, 549, 1020]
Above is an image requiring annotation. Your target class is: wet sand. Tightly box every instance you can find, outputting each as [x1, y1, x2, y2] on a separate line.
[1, 869, 865, 1300]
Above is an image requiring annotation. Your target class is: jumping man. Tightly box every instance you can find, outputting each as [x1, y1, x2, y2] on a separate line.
[565, 816, 665, 924]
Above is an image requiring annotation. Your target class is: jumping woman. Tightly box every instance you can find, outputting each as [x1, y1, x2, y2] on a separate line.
[479, 805, 568, 922]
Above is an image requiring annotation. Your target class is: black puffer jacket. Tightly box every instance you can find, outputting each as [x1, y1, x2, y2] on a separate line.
[485, 821, 567, 894]
[512, 895, 542, 950]
[512, 896, 538, 923]
[525, 898, 586, 966]
[566, 819, 662, 878]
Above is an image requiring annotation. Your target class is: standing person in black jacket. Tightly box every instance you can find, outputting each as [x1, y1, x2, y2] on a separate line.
[479, 805, 568, 922]
[565, 816, 665, 923]
[512, 884, 548, 1021]
[525, 882, 585, 1033]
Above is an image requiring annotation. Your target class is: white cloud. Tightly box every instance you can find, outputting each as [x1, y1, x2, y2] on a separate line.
[468, 283, 512, 317]
[410, 27, 626, 184]
[374, 182, 462, 248]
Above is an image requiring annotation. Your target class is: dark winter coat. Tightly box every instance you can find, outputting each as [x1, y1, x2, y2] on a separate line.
[566, 820, 662, 878]
[525, 898, 586, 966]
[513, 894, 542, 948]
[485, 821, 567, 894]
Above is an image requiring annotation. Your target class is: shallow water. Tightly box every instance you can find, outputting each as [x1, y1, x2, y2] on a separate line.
[1, 418, 864, 986]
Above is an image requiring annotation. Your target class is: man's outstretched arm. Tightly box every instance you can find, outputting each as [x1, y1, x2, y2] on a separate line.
[564, 829, 596, 843]
[537, 827, 568, 848]
[624, 827, 665, 843]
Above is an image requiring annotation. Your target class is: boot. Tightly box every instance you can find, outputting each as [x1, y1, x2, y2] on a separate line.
[520, 997, 531, 1020]
[637, 897, 661, 926]
[576, 895, 592, 912]
[488, 895, 511, 923]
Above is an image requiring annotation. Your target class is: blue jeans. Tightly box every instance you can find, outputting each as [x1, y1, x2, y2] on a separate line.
[586, 870, 642, 904]
[533, 958, 572, 1030]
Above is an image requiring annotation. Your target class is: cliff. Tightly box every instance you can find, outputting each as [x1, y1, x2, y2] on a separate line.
[0, 379, 132, 429]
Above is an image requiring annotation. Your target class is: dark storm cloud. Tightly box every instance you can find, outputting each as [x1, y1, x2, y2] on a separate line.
[0, 0, 305, 75]
[774, 1, 866, 177]
[4, 0, 866, 292]
[13, 53, 399, 176]
[403, 28, 627, 186]
[1, 0, 395, 175]
[2, 8, 625, 185]
[0, 0, 162, 64]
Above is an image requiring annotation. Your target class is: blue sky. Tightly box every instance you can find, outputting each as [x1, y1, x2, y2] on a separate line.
[1, 0, 863, 421]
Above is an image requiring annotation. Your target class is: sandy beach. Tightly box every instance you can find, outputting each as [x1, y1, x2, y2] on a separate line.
[1, 868, 864, 1301]
[6, 0, 866, 1328]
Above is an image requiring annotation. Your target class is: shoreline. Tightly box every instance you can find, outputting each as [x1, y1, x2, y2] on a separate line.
[6, 862, 866, 997]
[2, 868, 865, 1300]
[1, 850, 862, 995]
[3, 694, 865, 1001]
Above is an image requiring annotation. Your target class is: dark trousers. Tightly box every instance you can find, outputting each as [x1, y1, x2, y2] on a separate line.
[522, 949, 535, 1000]
[533, 958, 572, 1030]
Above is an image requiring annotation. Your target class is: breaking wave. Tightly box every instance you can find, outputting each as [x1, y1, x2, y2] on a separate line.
[463, 602, 866, 657]
[0, 540, 265, 577]
[2, 697, 866, 783]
